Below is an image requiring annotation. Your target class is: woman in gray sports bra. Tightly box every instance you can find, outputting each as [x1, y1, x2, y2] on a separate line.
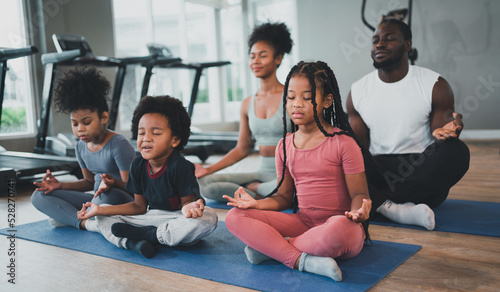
[195, 22, 293, 202]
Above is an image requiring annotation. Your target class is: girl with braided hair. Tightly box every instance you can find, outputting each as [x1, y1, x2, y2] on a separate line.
[224, 61, 373, 281]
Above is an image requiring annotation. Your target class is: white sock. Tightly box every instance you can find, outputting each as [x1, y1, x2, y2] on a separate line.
[298, 252, 342, 281]
[376, 200, 435, 230]
[48, 218, 69, 228]
[244, 245, 272, 265]
[84, 219, 100, 233]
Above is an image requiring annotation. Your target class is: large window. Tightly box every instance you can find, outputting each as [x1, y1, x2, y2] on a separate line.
[249, 0, 298, 88]
[220, 2, 247, 122]
[113, 0, 227, 127]
[0, 1, 36, 138]
[112, 0, 297, 128]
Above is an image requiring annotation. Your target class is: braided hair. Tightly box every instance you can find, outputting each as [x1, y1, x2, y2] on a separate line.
[268, 61, 354, 194]
[268, 61, 389, 241]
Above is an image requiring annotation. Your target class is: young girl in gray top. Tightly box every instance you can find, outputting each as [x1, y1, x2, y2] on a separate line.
[31, 66, 135, 230]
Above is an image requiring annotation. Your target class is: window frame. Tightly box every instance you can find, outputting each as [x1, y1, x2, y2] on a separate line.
[110, 0, 297, 128]
[0, 0, 38, 140]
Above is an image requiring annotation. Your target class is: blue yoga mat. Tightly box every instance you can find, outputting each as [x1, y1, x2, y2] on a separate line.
[209, 199, 500, 237]
[1, 220, 420, 292]
[205, 198, 243, 209]
[371, 199, 500, 237]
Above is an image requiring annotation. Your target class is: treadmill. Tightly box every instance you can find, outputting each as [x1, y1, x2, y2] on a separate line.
[141, 44, 241, 154]
[38, 34, 213, 162]
[137, 47, 215, 161]
[35, 34, 155, 157]
[0, 46, 81, 186]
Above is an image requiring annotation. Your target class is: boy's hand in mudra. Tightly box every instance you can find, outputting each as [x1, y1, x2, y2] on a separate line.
[182, 199, 205, 218]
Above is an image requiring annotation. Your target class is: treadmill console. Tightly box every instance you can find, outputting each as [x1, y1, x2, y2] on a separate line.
[52, 34, 94, 58]
[146, 43, 173, 57]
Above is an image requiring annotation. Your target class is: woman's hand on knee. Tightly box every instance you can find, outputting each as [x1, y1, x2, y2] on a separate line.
[246, 182, 261, 193]
[195, 163, 210, 178]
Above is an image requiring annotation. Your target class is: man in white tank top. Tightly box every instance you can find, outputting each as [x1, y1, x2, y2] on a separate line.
[346, 19, 470, 230]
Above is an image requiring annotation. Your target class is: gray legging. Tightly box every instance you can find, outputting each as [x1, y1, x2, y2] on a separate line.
[31, 188, 133, 229]
[198, 156, 277, 202]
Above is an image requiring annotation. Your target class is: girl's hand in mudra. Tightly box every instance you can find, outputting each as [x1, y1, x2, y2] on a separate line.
[223, 187, 258, 209]
[345, 199, 371, 223]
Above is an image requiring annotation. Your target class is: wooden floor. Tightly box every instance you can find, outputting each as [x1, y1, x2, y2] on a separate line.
[0, 139, 499, 291]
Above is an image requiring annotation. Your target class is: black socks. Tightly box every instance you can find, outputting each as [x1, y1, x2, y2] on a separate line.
[111, 223, 160, 245]
[112, 223, 160, 259]
[125, 239, 157, 259]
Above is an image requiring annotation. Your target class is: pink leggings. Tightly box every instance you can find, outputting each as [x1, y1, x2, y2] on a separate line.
[225, 208, 365, 269]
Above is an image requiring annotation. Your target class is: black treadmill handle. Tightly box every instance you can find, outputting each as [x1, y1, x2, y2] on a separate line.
[143, 56, 182, 67]
[172, 60, 231, 69]
[197, 60, 231, 68]
[41, 49, 83, 65]
[0, 46, 39, 61]
[119, 55, 155, 65]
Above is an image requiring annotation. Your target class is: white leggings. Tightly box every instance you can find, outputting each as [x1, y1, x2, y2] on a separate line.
[95, 206, 218, 249]
[198, 156, 277, 202]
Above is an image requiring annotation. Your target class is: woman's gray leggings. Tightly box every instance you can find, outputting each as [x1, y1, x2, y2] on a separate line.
[198, 156, 277, 202]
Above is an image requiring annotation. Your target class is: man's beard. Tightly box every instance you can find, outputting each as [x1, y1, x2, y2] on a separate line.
[372, 45, 405, 70]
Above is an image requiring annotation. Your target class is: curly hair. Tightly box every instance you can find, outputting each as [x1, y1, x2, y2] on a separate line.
[248, 22, 293, 57]
[131, 95, 191, 151]
[54, 65, 110, 116]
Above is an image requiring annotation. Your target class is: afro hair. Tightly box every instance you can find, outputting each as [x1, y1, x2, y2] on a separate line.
[248, 22, 293, 57]
[54, 65, 110, 116]
[131, 95, 191, 151]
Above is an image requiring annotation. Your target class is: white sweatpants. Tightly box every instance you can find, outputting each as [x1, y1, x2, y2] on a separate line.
[95, 206, 218, 249]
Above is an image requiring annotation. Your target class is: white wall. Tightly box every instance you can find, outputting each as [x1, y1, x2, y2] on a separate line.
[296, 0, 500, 132]
[41, 0, 118, 138]
[4, 0, 499, 152]
[2, 0, 117, 151]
